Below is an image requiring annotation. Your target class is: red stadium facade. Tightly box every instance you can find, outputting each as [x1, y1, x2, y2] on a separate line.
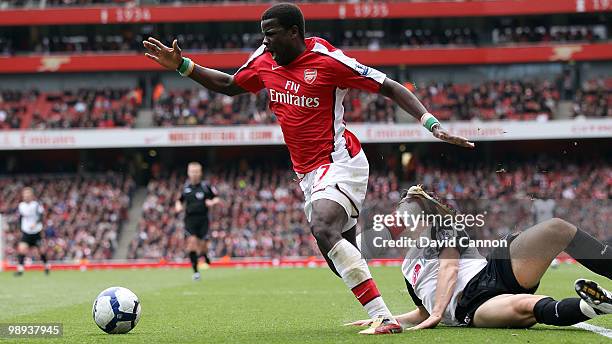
[1, 43, 612, 73]
[0, 0, 610, 26]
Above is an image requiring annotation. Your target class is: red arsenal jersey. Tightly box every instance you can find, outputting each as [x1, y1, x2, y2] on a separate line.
[233, 37, 387, 174]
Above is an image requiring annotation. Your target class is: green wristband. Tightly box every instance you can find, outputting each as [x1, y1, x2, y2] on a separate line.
[424, 117, 439, 131]
[177, 57, 190, 74]
[420, 113, 440, 132]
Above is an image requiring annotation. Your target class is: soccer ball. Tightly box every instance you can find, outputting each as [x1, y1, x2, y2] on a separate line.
[92, 287, 141, 334]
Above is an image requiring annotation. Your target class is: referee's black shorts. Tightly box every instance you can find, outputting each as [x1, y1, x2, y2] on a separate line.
[184, 215, 209, 240]
[20, 232, 42, 247]
[455, 233, 539, 326]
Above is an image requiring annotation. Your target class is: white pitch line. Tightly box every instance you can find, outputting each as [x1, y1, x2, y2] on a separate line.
[573, 322, 612, 339]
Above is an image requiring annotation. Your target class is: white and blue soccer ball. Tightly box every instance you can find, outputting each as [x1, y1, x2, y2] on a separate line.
[92, 287, 141, 334]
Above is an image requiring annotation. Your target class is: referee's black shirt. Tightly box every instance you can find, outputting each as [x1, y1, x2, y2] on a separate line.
[180, 181, 217, 218]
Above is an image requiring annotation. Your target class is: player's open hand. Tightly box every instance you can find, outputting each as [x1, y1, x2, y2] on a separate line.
[407, 314, 441, 330]
[432, 125, 475, 148]
[143, 37, 182, 70]
[343, 319, 374, 327]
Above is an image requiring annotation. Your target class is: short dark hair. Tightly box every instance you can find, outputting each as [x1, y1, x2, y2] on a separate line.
[262, 3, 305, 39]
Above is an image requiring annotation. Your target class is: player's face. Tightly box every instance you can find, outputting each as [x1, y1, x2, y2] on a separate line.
[22, 189, 33, 202]
[261, 18, 297, 65]
[187, 165, 202, 183]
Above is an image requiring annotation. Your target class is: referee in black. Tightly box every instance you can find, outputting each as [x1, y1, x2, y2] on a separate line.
[175, 162, 220, 281]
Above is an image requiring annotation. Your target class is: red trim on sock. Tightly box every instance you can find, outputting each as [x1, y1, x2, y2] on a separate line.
[351, 278, 381, 306]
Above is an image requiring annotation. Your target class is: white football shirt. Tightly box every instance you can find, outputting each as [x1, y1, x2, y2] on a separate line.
[18, 201, 44, 234]
[401, 226, 487, 326]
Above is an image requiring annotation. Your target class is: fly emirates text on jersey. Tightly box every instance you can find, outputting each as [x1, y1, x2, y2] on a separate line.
[269, 80, 320, 108]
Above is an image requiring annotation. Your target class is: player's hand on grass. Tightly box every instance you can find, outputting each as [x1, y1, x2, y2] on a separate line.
[432, 125, 475, 149]
[407, 314, 441, 330]
[143, 37, 183, 70]
[343, 319, 374, 327]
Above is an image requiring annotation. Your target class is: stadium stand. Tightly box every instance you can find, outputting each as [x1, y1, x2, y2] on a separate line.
[415, 160, 610, 241]
[152, 78, 562, 126]
[2, 76, 606, 130]
[128, 166, 398, 260]
[127, 159, 609, 260]
[572, 78, 612, 118]
[1, 24, 607, 55]
[0, 88, 142, 129]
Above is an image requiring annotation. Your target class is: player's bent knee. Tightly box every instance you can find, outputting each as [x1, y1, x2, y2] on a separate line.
[310, 225, 342, 245]
[545, 218, 576, 238]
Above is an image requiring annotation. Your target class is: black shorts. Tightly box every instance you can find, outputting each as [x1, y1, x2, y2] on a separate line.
[455, 233, 539, 326]
[184, 216, 209, 240]
[20, 232, 42, 247]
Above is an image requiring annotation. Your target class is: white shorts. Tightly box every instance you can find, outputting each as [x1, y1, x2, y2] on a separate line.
[298, 149, 369, 233]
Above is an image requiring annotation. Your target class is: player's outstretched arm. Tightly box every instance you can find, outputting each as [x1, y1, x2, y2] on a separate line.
[143, 37, 246, 96]
[408, 247, 459, 330]
[380, 78, 474, 148]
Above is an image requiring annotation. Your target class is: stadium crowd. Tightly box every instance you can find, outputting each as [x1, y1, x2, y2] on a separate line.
[128, 165, 400, 260]
[0, 173, 135, 262]
[127, 158, 610, 260]
[152, 87, 396, 126]
[0, 158, 608, 262]
[2, 76, 609, 129]
[415, 160, 610, 242]
[128, 165, 316, 259]
[153, 78, 562, 126]
[412, 79, 560, 121]
[0, 88, 142, 129]
[572, 78, 612, 118]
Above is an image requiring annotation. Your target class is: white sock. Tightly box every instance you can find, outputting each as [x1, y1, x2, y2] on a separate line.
[328, 239, 395, 321]
[17, 265, 24, 272]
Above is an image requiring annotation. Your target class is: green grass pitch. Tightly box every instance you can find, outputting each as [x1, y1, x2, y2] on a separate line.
[0, 264, 610, 343]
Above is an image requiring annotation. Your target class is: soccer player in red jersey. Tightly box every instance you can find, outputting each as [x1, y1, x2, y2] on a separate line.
[144, 3, 474, 335]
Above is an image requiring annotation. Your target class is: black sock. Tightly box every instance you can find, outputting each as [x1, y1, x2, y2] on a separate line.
[189, 251, 198, 273]
[17, 254, 25, 266]
[200, 253, 211, 265]
[533, 297, 592, 326]
[40, 253, 47, 265]
[565, 229, 612, 279]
